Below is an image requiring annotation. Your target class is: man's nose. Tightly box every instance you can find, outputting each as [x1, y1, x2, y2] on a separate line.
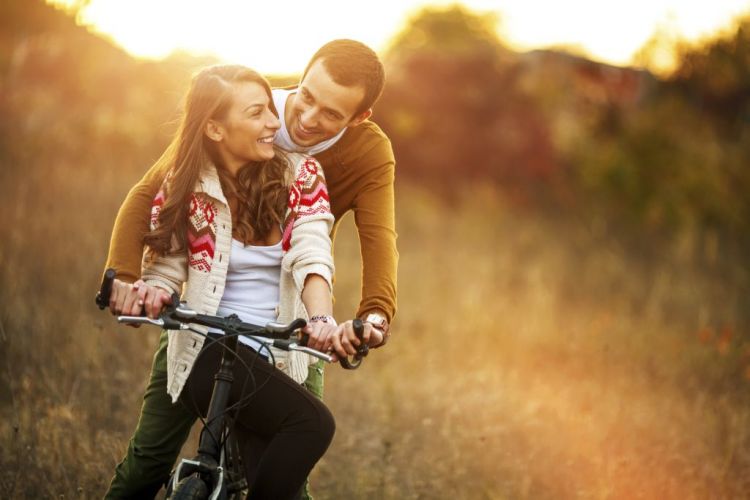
[300, 107, 318, 129]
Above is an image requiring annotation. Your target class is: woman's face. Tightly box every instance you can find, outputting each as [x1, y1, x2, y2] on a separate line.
[211, 81, 280, 172]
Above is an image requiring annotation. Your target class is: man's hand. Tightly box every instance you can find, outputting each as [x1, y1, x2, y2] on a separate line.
[328, 320, 384, 361]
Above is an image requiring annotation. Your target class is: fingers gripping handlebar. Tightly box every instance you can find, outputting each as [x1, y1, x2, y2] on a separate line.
[95, 268, 366, 368]
[95, 268, 116, 310]
[339, 319, 368, 370]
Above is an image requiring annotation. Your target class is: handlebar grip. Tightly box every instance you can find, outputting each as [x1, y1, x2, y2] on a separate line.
[95, 268, 116, 310]
[340, 319, 368, 370]
[352, 319, 364, 340]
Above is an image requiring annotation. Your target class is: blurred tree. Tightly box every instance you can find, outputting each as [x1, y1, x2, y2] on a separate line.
[0, 0, 220, 185]
[566, 15, 750, 255]
[378, 5, 558, 200]
[670, 16, 750, 137]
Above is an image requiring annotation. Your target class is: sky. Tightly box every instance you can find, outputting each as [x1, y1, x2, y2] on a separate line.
[49, 0, 750, 74]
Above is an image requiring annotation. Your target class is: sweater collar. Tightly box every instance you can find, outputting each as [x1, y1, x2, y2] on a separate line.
[196, 161, 228, 205]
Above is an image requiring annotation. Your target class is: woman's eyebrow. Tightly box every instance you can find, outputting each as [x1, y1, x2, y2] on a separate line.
[243, 102, 265, 113]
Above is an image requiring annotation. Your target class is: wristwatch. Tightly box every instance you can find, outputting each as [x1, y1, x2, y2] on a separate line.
[364, 313, 390, 347]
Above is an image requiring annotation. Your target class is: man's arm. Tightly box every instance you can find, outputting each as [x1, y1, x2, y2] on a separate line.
[353, 140, 398, 327]
[104, 162, 165, 283]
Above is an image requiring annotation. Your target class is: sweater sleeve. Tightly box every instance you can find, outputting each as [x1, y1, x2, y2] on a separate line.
[104, 162, 165, 283]
[140, 183, 187, 295]
[353, 140, 398, 323]
[141, 251, 186, 296]
[281, 157, 335, 292]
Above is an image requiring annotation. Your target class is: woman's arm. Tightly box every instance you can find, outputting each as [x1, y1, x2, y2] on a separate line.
[138, 181, 188, 318]
[282, 156, 336, 351]
[302, 274, 333, 317]
[301, 273, 337, 351]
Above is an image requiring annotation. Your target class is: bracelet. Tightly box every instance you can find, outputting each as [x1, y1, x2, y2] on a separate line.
[309, 315, 337, 326]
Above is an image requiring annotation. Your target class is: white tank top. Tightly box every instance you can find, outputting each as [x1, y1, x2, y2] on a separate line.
[210, 238, 282, 353]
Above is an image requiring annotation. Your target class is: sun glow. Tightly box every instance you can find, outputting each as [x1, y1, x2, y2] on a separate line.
[49, 0, 750, 74]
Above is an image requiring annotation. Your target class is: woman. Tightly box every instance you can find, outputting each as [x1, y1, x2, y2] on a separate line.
[120, 64, 337, 499]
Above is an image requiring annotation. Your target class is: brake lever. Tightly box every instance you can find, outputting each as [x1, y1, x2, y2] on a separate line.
[288, 344, 334, 363]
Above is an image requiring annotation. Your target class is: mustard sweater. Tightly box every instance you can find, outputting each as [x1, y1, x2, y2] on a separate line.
[106, 120, 398, 322]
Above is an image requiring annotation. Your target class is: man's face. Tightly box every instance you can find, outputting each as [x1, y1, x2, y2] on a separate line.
[286, 59, 370, 147]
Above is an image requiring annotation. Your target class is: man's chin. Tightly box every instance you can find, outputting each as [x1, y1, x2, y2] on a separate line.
[291, 134, 318, 148]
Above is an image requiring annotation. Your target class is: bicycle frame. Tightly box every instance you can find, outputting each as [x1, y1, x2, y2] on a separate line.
[169, 333, 240, 499]
[95, 268, 367, 499]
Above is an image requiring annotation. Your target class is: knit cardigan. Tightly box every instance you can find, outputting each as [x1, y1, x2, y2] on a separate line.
[141, 152, 334, 402]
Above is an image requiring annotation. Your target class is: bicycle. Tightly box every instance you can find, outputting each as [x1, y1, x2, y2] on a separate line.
[95, 268, 368, 499]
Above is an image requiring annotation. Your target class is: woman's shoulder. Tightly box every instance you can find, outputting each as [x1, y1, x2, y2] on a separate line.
[283, 152, 326, 185]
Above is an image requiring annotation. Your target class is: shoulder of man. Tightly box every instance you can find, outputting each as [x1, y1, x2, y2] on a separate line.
[336, 120, 394, 168]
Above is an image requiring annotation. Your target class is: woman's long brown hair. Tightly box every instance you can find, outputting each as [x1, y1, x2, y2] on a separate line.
[144, 65, 289, 257]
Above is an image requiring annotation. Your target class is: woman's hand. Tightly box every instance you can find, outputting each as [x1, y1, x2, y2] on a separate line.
[108, 278, 172, 320]
[109, 278, 145, 316]
[141, 284, 173, 319]
[303, 318, 338, 354]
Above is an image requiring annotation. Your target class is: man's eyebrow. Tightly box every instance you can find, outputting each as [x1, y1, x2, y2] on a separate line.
[302, 86, 345, 118]
[324, 107, 344, 118]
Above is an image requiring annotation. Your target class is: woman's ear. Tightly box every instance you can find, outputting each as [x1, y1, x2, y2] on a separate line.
[205, 119, 224, 142]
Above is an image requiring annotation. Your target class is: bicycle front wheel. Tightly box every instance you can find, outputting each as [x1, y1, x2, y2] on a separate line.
[169, 474, 210, 500]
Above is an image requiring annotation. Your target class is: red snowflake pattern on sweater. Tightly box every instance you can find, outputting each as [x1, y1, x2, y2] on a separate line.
[186, 193, 217, 273]
[281, 158, 330, 251]
[149, 188, 217, 274]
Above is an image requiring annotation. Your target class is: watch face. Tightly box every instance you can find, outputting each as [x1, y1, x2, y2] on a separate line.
[366, 314, 387, 328]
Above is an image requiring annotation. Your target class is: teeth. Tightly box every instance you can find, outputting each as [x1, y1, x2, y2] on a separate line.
[258, 136, 274, 143]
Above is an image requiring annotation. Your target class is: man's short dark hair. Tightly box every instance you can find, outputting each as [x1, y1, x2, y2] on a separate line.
[302, 39, 386, 116]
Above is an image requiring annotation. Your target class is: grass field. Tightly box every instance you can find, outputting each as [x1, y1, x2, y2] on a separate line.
[1, 164, 748, 498]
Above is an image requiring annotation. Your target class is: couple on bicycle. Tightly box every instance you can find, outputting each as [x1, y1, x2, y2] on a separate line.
[103, 40, 397, 499]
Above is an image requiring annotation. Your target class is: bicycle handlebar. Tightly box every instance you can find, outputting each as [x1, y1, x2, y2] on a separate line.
[116, 298, 334, 363]
[96, 268, 366, 367]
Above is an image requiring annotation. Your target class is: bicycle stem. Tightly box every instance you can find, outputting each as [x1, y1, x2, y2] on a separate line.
[197, 334, 238, 466]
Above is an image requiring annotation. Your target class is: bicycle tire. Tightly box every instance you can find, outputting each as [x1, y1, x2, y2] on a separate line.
[169, 474, 210, 500]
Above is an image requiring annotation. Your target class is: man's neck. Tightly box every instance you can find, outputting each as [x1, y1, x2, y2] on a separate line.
[283, 92, 296, 138]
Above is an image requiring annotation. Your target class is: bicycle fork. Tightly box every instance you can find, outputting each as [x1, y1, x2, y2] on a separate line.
[170, 335, 239, 499]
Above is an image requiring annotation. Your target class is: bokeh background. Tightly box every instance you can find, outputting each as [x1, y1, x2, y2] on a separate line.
[1, 1, 750, 498]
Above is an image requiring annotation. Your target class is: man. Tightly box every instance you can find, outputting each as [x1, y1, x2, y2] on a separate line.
[104, 39, 397, 498]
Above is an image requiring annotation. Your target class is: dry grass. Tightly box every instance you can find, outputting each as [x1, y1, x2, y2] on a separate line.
[1, 166, 748, 499]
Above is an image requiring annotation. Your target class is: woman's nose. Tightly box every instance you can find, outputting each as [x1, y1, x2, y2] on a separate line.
[267, 112, 281, 130]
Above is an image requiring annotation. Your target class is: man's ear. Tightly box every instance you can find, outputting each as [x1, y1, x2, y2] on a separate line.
[348, 109, 372, 128]
[205, 119, 224, 142]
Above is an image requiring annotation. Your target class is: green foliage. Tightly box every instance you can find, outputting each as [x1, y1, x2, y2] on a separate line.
[386, 4, 501, 56]
[380, 7, 750, 253]
[671, 16, 750, 133]
[561, 16, 750, 252]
